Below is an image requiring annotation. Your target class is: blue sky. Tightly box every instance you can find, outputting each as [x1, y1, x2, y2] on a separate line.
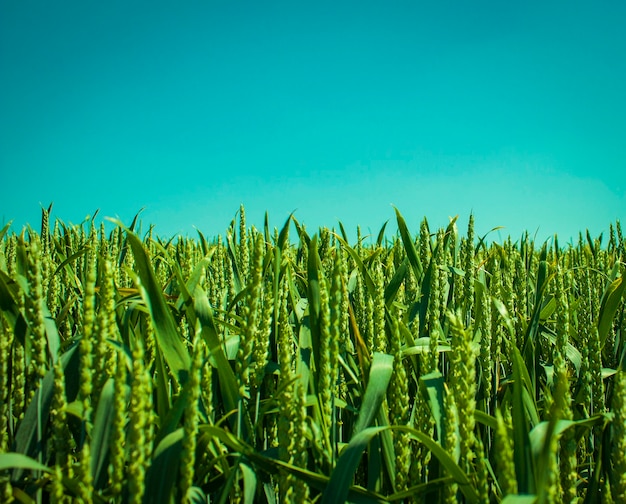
[1, 1, 625, 243]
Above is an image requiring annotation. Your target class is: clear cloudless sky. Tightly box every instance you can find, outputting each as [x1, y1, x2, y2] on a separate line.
[1, 0, 625, 243]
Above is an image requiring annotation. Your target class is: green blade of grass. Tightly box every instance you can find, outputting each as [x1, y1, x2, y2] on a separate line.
[415, 246, 437, 334]
[394, 207, 423, 281]
[321, 426, 388, 504]
[153, 340, 173, 424]
[241, 461, 257, 504]
[307, 235, 322, 391]
[386, 477, 454, 501]
[125, 229, 191, 384]
[334, 234, 377, 297]
[144, 428, 184, 504]
[419, 371, 445, 442]
[107, 209, 143, 270]
[598, 272, 626, 348]
[90, 378, 115, 490]
[264, 211, 271, 246]
[41, 299, 60, 364]
[195, 227, 210, 256]
[0, 222, 11, 242]
[0, 452, 51, 473]
[375, 407, 397, 492]
[323, 423, 480, 504]
[352, 352, 394, 436]
[226, 230, 243, 294]
[511, 346, 535, 494]
[474, 410, 498, 430]
[0, 269, 17, 313]
[523, 245, 550, 362]
[316, 352, 393, 502]
[209, 423, 386, 503]
[277, 212, 294, 250]
[0, 269, 28, 348]
[529, 413, 611, 458]
[376, 220, 388, 247]
[399, 425, 479, 504]
[153, 373, 190, 446]
[501, 496, 537, 504]
[384, 258, 408, 308]
[194, 285, 243, 434]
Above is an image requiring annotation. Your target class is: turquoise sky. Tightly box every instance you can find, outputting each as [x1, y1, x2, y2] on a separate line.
[2, 1, 625, 243]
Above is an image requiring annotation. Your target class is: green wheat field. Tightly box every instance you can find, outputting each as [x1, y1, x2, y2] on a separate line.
[1, 205, 625, 503]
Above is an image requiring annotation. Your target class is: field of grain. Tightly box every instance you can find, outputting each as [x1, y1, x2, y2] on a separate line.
[0, 205, 625, 503]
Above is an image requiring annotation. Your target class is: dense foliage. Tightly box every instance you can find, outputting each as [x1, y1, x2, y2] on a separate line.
[0, 205, 625, 503]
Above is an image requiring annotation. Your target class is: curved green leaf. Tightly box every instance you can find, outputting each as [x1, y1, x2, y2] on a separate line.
[394, 207, 423, 281]
[384, 258, 408, 308]
[321, 426, 387, 504]
[322, 422, 479, 504]
[307, 235, 322, 389]
[241, 461, 257, 504]
[42, 299, 60, 364]
[352, 352, 394, 436]
[376, 220, 388, 247]
[321, 352, 393, 503]
[419, 371, 445, 442]
[194, 286, 243, 434]
[126, 229, 191, 383]
[91, 378, 116, 489]
[0, 452, 51, 473]
[144, 428, 184, 504]
[529, 413, 611, 458]
[501, 496, 537, 504]
[511, 346, 535, 495]
[598, 274, 626, 348]
[395, 426, 479, 504]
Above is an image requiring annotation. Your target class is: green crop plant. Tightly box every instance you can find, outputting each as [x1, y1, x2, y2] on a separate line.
[0, 205, 625, 503]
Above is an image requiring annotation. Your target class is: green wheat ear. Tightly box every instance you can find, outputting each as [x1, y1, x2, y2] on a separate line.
[78, 266, 96, 457]
[370, 258, 386, 355]
[24, 233, 48, 383]
[236, 230, 264, 401]
[179, 336, 204, 503]
[388, 311, 411, 492]
[277, 275, 309, 503]
[0, 312, 12, 454]
[495, 409, 517, 497]
[611, 370, 626, 500]
[109, 349, 128, 500]
[127, 339, 152, 504]
[462, 213, 475, 323]
[239, 204, 249, 282]
[49, 360, 72, 504]
[94, 257, 117, 392]
[447, 309, 477, 474]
